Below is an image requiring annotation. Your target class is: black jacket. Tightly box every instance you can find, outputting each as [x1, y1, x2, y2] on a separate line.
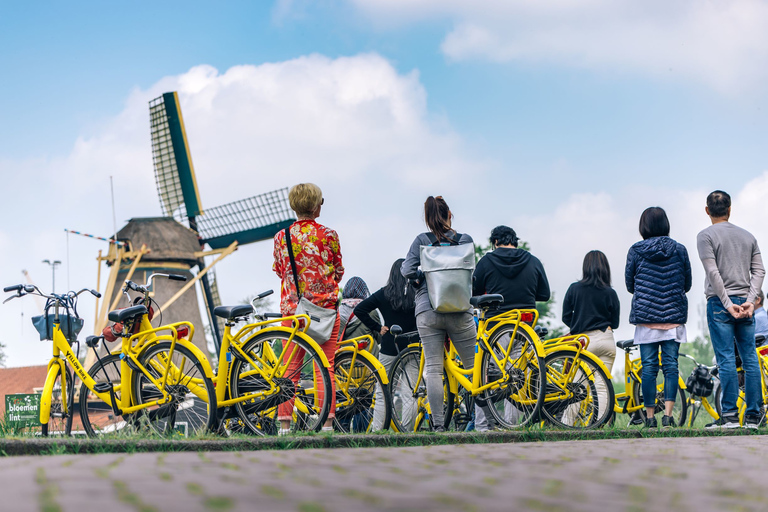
[472, 248, 550, 311]
[562, 281, 620, 334]
[625, 236, 692, 325]
[354, 288, 418, 357]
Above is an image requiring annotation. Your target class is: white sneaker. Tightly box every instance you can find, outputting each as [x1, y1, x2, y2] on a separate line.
[278, 428, 291, 436]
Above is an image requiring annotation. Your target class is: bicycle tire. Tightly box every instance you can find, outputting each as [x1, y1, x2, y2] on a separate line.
[631, 379, 688, 426]
[80, 353, 130, 437]
[132, 342, 218, 436]
[41, 367, 74, 437]
[479, 325, 545, 428]
[333, 351, 392, 433]
[389, 346, 426, 433]
[541, 350, 614, 429]
[230, 330, 332, 435]
[445, 386, 474, 432]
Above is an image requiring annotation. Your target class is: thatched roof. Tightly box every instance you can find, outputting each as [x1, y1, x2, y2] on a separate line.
[116, 217, 201, 265]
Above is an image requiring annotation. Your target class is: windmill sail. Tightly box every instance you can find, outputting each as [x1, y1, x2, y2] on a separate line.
[150, 92, 203, 222]
[196, 188, 295, 249]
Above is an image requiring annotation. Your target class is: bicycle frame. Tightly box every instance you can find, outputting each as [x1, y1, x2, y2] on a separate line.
[613, 345, 688, 417]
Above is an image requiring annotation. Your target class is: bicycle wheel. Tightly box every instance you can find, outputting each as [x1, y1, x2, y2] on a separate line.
[230, 330, 332, 435]
[479, 326, 545, 428]
[333, 352, 392, 433]
[389, 346, 425, 432]
[631, 379, 688, 426]
[132, 342, 218, 436]
[445, 386, 474, 432]
[80, 354, 132, 437]
[542, 351, 614, 429]
[41, 367, 74, 437]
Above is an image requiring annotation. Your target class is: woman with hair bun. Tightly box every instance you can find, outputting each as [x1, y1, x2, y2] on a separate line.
[401, 196, 494, 431]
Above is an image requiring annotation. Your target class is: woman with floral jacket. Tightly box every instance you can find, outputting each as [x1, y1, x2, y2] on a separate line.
[273, 183, 344, 435]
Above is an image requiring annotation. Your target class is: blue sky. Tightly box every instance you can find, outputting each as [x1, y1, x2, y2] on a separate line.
[2, 0, 767, 366]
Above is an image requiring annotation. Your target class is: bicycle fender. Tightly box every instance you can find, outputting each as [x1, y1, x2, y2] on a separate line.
[336, 346, 389, 385]
[40, 361, 65, 424]
[256, 327, 331, 368]
[576, 349, 613, 380]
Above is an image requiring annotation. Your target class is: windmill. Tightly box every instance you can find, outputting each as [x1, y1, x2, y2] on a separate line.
[90, 91, 295, 361]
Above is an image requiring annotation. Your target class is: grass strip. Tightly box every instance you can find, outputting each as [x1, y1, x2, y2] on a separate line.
[0, 427, 764, 457]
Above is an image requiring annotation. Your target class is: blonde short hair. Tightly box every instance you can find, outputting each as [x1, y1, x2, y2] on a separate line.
[289, 183, 323, 216]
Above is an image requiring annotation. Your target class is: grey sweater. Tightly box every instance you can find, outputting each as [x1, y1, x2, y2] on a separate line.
[401, 230, 474, 316]
[696, 221, 765, 309]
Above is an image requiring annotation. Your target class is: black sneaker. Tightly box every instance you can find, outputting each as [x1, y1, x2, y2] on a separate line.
[744, 414, 761, 429]
[644, 416, 658, 428]
[661, 415, 676, 428]
[706, 415, 740, 429]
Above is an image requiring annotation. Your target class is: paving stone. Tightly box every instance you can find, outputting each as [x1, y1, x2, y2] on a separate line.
[3, 436, 768, 511]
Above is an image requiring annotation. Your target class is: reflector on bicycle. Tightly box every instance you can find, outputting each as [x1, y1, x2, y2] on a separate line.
[520, 312, 534, 323]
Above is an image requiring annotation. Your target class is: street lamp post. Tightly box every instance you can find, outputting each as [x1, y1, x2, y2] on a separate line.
[42, 259, 62, 293]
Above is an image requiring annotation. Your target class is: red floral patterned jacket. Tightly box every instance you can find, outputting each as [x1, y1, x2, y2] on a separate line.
[273, 219, 344, 316]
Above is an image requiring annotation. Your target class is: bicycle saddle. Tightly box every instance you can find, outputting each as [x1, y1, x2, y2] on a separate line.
[470, 294, 504, 308]
[616, 339, 635, 350]
[214, 305, 253, 320]
[108, 305, 148, 323]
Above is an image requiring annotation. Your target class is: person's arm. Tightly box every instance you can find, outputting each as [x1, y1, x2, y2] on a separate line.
[610, 289, 621, 330]
[272, 232, 284, 278]
[681, 244, 692, 293]
[328, 229, 344, 283]
[401, 235, 423, 280]
[561, 285, 574, 328]
[354, 292, 384, 334]
[697, 231, 735, 311]
[625, 248, 636, 294]
[535, 261, 551, 302]
[747, 245, 765, 305]
[472, 260, 486, 297]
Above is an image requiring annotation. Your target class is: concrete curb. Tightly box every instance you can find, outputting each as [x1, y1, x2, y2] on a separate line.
[0, 428, 763, 456]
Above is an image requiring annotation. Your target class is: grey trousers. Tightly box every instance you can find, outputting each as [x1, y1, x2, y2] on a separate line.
[416, 309, 477, 428]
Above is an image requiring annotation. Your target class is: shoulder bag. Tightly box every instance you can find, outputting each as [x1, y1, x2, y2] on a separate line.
[284, 226, 338, 344]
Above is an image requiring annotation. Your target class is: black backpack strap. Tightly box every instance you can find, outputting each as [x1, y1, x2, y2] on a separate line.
[284, 227, 301, 295]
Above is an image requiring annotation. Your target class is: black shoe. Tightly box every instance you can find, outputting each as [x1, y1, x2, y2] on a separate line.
[661, 415, 676, 428]
[644, 416, 658, 428]
[744, 414, 761, 429]
[706, 415, 740, 429]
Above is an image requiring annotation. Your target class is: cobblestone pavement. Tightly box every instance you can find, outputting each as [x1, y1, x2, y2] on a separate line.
[3, 436, 768, 512]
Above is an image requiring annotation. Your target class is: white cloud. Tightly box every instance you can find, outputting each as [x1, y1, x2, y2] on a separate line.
[0, 53, 483, 366]
[347, 0, 768, 93]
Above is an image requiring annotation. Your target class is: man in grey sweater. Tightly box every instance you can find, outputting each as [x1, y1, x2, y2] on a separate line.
[697, 190, 765, 429]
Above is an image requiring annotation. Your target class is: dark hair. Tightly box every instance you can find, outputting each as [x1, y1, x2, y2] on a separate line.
[424, 196, 452, 241]
[707, 190, 731, 218]
[490, 225, 518, 247]
[639, 207, 670, 239]
[580, 250, 611, 289]
[384, 258, 415, 311]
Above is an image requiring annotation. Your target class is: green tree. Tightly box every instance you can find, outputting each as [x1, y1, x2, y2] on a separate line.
[475, 240, 565, 339]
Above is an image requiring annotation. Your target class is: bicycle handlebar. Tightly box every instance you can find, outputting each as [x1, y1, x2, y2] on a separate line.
[124, 273, 188, 294]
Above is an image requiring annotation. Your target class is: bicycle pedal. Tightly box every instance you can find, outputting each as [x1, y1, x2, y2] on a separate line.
[93, 382, 114, 394]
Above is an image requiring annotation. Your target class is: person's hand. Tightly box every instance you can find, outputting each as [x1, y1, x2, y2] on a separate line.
[728, 304, 744, 319]
[742, 302, 755, 318]
[380, 326, 389, 336]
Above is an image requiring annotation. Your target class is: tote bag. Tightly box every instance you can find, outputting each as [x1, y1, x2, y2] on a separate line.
[420, 232, 475, 313]
[284, 227, 338, 344]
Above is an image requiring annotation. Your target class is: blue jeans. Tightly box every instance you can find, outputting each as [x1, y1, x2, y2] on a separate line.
[639, 340, 680, 408]
[708, 296, 761, 418]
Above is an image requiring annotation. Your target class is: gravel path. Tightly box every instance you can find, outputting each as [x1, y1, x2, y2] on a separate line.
[3, 436, 766, 511]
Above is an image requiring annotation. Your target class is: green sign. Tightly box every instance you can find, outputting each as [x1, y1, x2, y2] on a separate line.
[4, 394, 41, 428]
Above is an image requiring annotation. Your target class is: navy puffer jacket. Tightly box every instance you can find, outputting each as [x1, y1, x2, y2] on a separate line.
[625, 236, 692, 325]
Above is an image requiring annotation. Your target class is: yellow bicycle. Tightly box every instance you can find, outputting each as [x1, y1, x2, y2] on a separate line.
[388, 294, 546, 432]
[4, 278, 218, 437]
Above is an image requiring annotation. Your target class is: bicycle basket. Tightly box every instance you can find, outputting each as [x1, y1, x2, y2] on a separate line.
[31, 314, 84, 344]
[685, 365, 714, 398]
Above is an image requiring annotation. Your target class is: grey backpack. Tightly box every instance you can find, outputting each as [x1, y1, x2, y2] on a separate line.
[420, 233, 475, 313]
